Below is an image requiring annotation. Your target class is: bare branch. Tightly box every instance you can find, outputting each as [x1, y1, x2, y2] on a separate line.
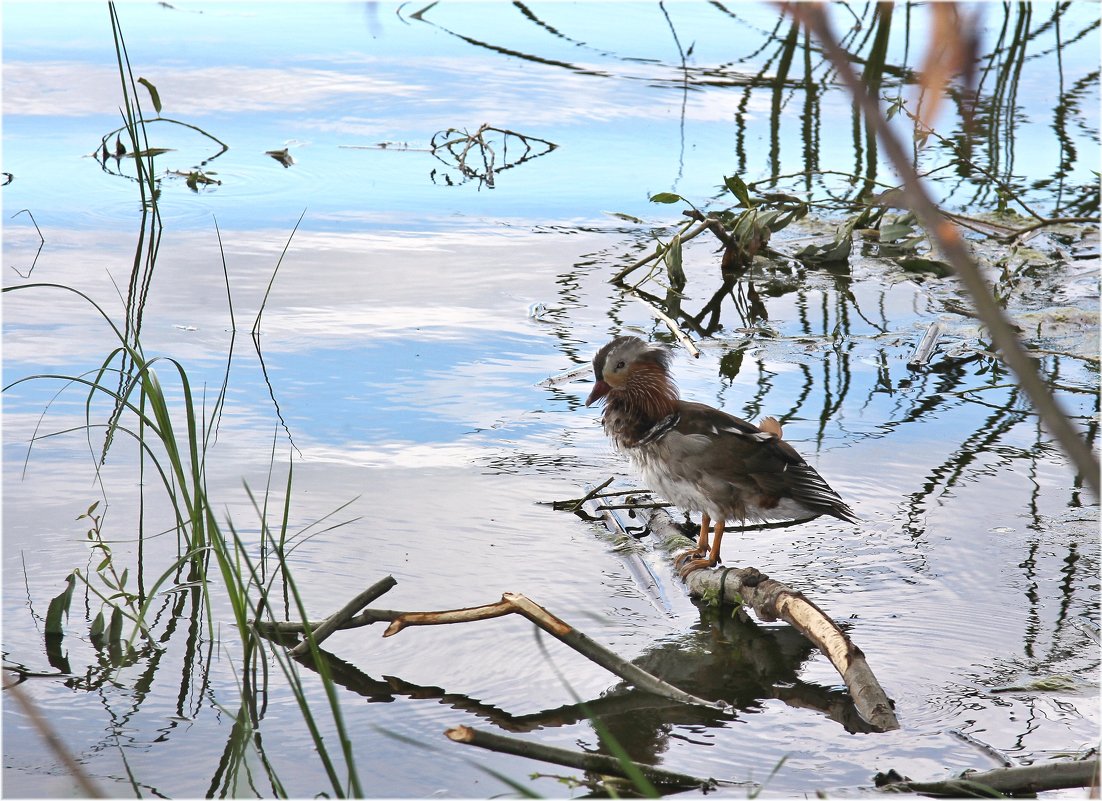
[445, 724, 721, 790]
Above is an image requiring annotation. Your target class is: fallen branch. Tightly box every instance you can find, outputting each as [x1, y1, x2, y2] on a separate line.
[256, 583, 723, 711]
[444, 724, 720, 791]
[876, 756, 1100, 796]
[288, 575, 397, 657]
[600, 501, 900, 732]
[385, 592, 725, 711]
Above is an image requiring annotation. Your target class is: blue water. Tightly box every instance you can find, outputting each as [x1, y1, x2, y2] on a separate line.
[3, 3, 1099, 798]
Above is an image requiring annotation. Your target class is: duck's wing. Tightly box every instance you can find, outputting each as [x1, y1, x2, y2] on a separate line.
[673, 401, 858, 523]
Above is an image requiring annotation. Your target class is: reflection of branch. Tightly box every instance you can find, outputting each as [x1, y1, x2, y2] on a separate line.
[260, 585, 722, 710]
[251, 210, 306, 454]
[791, 5, 1099, 497]
[9, 209, 44, 278]
[96, 116, 229, 176]
[430, 124, 557, 188]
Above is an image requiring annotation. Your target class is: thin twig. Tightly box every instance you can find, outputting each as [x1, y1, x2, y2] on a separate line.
[628, 291, 700, 357]
[595, 502, 672, 511]
[541, 476, 615, 512]
[610, 219, 711, 283]
[1002, 216, 1100, 244]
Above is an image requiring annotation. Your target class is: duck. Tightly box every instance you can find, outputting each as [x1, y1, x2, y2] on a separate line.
[585, 335, 857, 576]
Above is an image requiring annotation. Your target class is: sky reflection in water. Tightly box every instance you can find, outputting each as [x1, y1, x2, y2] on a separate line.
[2, 3, 1099, 798]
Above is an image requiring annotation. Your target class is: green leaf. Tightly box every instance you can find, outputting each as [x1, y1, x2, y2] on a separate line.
[90, 610, 106, 639]
[649, 192, 684, 204]
[723, 174, 753, 208]
[44, 573, 77, 636]
[664, 234, 685, 291]
[899, 257, 952, 278]
[795, 232, 853, 265]
[137, 77, 162, 114]
[128, 147, 173, 159]
[879, 222, 916, 243]
[108, 606, 124, 644]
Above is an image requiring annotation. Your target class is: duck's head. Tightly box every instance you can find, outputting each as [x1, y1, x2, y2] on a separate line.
[585, 335, 676, 409]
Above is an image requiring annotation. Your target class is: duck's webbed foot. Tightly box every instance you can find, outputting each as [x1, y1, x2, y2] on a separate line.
[677, 553, 720, 578]
[674, 546, 709, 571]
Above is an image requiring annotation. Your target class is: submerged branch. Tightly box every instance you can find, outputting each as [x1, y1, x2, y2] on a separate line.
[444, 724, 720, 790]
[877, 756, 1100, 796]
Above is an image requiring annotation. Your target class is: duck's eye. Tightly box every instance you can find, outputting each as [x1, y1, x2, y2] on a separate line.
[615, 360, 626, 370]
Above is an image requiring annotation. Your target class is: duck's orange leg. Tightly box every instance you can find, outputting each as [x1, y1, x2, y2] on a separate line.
[679, 519, 726, 577]
[675, 515, 711, 569]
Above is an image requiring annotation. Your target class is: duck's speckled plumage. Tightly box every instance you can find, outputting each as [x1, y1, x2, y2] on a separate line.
[586, 336, 857, 541]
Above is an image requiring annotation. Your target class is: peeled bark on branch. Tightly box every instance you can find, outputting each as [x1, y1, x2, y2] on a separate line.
[386, 592, 726, 711]
[595, 500, 899, 732]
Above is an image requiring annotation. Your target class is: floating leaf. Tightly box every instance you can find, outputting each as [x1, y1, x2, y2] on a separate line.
[879, 222, 916, 243]
[604, 211, 645, 224]
[899, 256, 953, 278]
[129, 147, 174, 159]
[795, 231, 853, 265]
[266, 148, 294, 168]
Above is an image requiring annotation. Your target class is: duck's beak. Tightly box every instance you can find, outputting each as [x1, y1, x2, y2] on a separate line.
[585, 379, 610, 407]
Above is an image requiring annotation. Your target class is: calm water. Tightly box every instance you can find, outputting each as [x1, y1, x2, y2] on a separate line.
[3, 3, 1099, 798]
